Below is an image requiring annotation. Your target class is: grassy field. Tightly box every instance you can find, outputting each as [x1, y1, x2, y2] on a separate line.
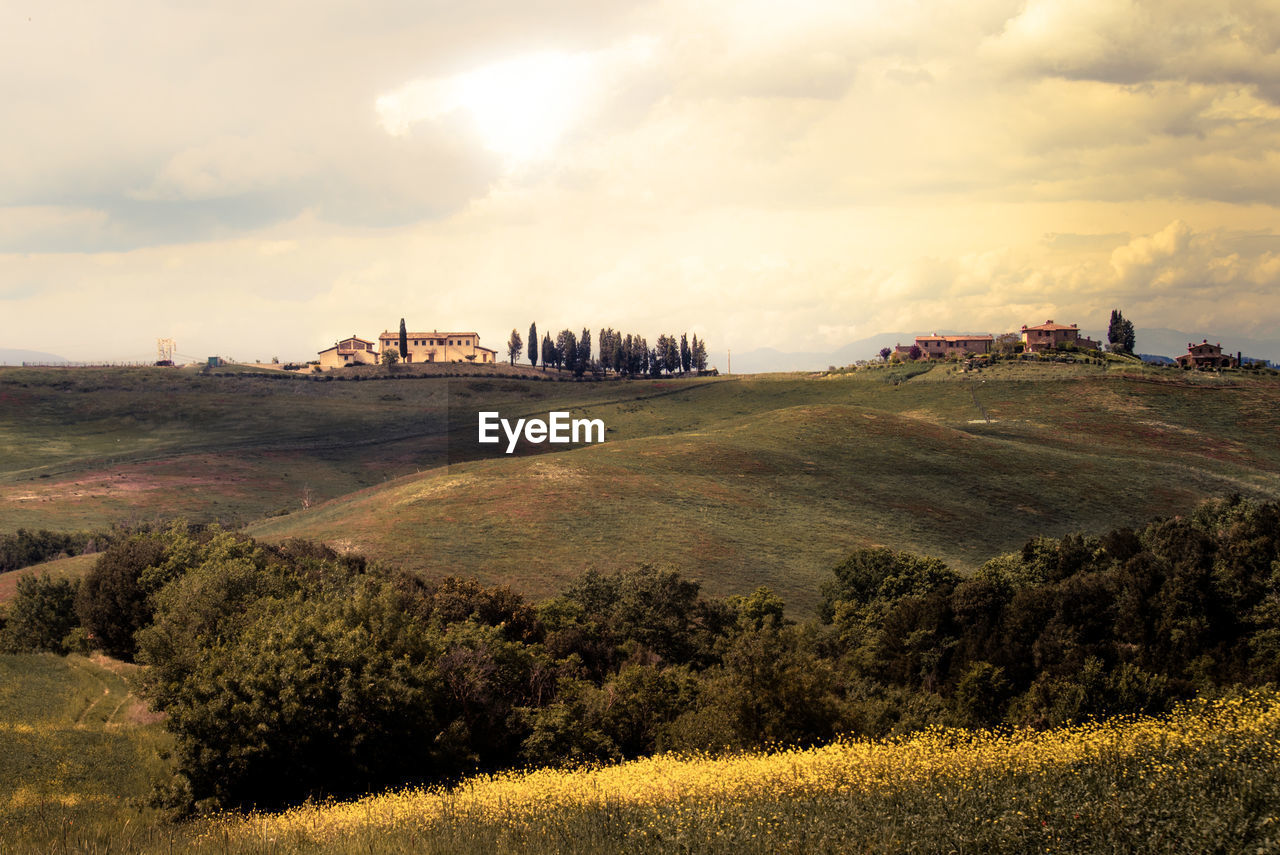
[2, 663, 1275, 854]
[0, 554, 97, 611]
[250, 364, 1280, 613]
[0, 364, 699, 531]
[0, 653, 171, 851]
[4, 363, 1280, 852]
[5, 362, 1280, 613]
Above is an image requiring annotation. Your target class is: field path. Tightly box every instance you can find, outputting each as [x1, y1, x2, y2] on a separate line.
[67, 656, 111, 727]
[66, 655, 136, 729]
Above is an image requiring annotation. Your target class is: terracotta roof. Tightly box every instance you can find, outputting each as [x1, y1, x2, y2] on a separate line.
[916, 334, 994, 342]
[1022, 320, 1078, 331]
[380, 331, 481, 338]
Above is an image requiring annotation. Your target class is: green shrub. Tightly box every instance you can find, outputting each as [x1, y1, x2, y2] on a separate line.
[1, 573, 80, 654]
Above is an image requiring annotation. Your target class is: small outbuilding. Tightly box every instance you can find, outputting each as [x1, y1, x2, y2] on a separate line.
[318, 335, 380, 369]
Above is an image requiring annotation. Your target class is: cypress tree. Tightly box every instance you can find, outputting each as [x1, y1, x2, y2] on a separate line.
[528, 323, 538, 367]
[399, 318, 408, 361]
[576, 327, 592, 377]
[1108, 309, 1136, 354]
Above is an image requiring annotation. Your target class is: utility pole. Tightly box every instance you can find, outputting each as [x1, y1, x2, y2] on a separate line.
[727, 348, 731, 375]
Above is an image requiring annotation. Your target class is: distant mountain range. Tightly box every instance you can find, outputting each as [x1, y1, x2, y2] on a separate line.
[729, 328, 1279, 374]
[0, 348, 68, 365]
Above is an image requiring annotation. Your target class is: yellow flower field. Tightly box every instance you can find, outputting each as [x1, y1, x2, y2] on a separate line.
[190, 691, 1280, 854]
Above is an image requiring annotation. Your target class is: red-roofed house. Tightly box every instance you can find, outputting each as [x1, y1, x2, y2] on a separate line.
[1020, 320, 1092, 353]
[378, 330, 497, 364]
[318, 335, 380, 369]
[1175, 340, 1237, 369]
[914, 334, 994, 359]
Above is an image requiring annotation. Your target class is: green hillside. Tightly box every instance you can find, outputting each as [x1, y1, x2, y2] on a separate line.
[0, 653, 170, 844]
[0, 554, 97, 609]
[5, 362, 1280, 614]
[0, 364, 712, 530]
[249, 364, 1280, 613]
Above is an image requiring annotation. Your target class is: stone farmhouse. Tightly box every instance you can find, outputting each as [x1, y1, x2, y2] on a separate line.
[1020, 320, 1102, 353]
[376, 330, 497, 364]
[316, 329, 498, 369]
[893, 319, 1105, 361]
[317, 336, 380, 369]
[914, 334, 994, 359]
[1176, 340, 1238, 369]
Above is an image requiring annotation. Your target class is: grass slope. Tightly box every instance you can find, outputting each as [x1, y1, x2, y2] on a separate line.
[0, 653, 170, 848]
[0, 365, 721, 530]
[5, 362, 1280, 612]
[0, 553, 98, 609]
[251, 365, 1280, 613]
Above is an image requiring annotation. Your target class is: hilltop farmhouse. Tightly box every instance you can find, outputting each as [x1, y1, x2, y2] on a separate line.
[317, 336, 380, 369]
[1176, 340, 1238, 369]
[1020, 320, 1102, 353]
[377, 330, 497, 364]
[316, 328, 498, 368]
[914, 334, 994, 359]
[893, 319, 1105, 361]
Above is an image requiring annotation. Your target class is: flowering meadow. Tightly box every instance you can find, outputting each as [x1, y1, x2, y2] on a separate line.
[96, 690, 1275, 855]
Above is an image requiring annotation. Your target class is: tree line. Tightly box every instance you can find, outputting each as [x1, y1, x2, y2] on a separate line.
[507, 323, 709, 377]
[2, 496, 1278, 812]
[0, 525, 142, 573]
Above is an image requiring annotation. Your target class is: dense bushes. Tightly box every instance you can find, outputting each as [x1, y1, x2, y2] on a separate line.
[0, 527, 108, 573]
[0, 573, 81, 654]
[9, 496, 1280, 812]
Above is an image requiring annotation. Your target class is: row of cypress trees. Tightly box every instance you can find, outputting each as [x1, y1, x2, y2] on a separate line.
[510, 322, 709, 377]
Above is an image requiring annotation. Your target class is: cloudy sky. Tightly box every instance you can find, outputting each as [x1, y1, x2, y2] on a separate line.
[3, 0, 1279, 363]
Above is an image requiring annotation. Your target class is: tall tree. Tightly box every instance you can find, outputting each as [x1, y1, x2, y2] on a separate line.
[528, 323, 538, 367]
[664, 335, 680, 375]
[1107, 309, 1122, 350]
[399, 318, 408, 361]
[622, 334, 637, 376]
[575, 327, 592, 377]
[542, 333, 554, 371]
[680, 334, 691, 374]
[599, 328, 617, 374]
[1108, 309, 1136, 354]
[693, 336, 707, 373]
[507, 329, 523, 365]
[558, 330, 577, 373]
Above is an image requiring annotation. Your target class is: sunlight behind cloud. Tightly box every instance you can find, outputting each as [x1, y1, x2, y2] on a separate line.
[378, 50, 605, 165]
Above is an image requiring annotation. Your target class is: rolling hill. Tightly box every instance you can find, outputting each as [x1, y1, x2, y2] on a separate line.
[252, 362, 1280, 613]
[4, 361, 1280, 614]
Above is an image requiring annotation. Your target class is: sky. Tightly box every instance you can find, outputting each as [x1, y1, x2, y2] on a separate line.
[2, 0, 1279, 364]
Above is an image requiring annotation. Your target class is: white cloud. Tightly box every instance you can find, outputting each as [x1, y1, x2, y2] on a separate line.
[1, 0, 1278, 360]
